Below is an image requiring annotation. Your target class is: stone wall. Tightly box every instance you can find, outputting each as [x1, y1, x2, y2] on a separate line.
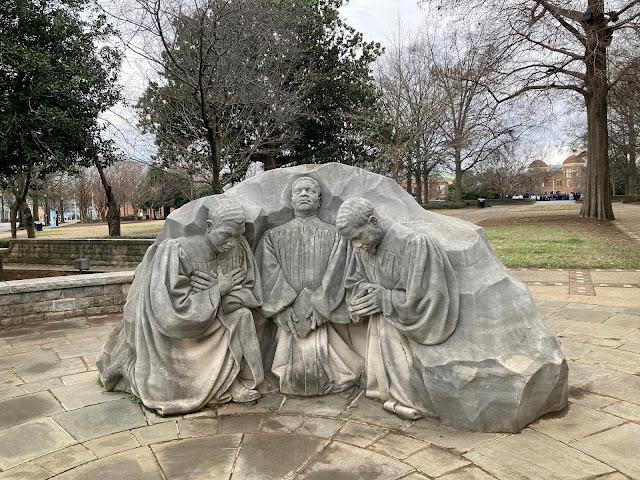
[0, 271, 134, 327]
[1, 239, 153, 267]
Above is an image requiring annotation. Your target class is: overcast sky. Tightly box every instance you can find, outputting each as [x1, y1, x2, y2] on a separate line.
[340, 0, 426, 45]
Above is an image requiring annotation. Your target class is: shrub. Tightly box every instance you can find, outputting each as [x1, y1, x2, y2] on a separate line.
[422, 202, 468, 210]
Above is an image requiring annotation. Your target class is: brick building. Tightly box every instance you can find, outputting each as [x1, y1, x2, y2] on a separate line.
[527, 151, 587, 196]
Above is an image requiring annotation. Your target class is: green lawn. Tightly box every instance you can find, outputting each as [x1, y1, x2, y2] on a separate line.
[485, 224, 640, 269]
[518, 204, 582, 212]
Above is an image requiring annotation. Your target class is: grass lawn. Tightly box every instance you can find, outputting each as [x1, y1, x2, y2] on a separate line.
[121, 223, 164, 235]
[484, 222, 640, 269]
[518, 204, 582, 212]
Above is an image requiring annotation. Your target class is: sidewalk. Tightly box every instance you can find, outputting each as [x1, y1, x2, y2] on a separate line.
[1, 297, 639, 479]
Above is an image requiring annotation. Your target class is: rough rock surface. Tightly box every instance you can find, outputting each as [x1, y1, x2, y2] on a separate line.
[134, 163, 568, 432]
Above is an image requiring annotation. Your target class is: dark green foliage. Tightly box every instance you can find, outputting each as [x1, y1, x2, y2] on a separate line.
[0, 0, 121, 177]
[196, 185, 215, 198]
[143, 167, 191, 210]
[422, 202, 468, 210]
[283, 0, 382, 166]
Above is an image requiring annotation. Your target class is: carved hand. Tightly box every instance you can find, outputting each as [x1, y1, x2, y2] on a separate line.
[191, 270, 217, 292]
[306, 307, 327, 330]
[275, 306, 299, 336]
[215, 266, 245, 296]
[349, 283, 384, 317]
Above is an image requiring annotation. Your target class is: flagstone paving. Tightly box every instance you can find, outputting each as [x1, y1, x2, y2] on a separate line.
[0, 304, 639, 479]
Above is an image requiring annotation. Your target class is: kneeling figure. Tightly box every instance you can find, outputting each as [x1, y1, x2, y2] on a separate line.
[97, 198, 263, 415]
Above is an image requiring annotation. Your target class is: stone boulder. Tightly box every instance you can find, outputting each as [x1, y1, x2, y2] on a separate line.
[137, 163, 568, 432]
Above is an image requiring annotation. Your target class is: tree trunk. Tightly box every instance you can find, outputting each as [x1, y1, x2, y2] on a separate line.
[204, 114, 223, 193]
[454, 150, 463, 203]
[96, 161, 121, 236]
[10, 171, 33, 237]
[416, 161, 423, 203]
[20, 202, 35, 238]
[10, 203, 18, 239]
[406, 161, 413, 194]
[59, 199, 64, 223]
[423, 165, 431, 202]
[628, 119, 637, 195]
[580, 0, 614, 220]
[213, 137, 222, 194]
[32, 196, 39, 223]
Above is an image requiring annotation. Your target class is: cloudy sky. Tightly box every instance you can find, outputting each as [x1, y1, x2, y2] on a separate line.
[340, 0, 426, 44]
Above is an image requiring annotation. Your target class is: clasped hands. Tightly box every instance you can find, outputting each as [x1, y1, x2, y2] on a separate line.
[349, 282, 384, 317]
[276, 306, 327, 336]
[191, 266, 245, 296]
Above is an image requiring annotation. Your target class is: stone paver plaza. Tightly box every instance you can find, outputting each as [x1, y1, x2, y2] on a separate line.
[1, 300, 640, 479]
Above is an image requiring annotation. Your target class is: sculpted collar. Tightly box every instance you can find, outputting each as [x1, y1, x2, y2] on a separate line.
[294, 215, 318, 224]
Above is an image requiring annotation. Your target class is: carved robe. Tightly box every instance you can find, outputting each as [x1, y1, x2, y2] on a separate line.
[345, 222, 460, 417]
[97, 235, 263, 415]
[259, 216, 364, 396]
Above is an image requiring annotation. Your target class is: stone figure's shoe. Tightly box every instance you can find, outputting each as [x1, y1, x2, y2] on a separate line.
[383, 400, 422, 420]
[229, 380, 261, 403]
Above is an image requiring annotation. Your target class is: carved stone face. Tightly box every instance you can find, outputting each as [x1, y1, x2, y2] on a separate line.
[344, 218, 383, 253]
[291, 178, 320, 216]
[204, 220, 245, 253]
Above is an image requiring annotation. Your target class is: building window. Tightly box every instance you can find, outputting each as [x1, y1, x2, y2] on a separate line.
[556, 180, 562, 187]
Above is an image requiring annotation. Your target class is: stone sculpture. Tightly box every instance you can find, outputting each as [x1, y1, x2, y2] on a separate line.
[336, 197, 459, 420]
[99, 163, 568, 433]
[258, 177, 364, 396]
[97, 199, 264, 415]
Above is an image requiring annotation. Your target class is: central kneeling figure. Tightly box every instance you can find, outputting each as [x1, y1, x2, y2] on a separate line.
[259, 177, 364, 396]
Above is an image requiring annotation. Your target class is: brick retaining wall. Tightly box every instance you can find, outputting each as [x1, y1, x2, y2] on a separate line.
[1, 239, 153, 267]
[0, 271, 134, 327]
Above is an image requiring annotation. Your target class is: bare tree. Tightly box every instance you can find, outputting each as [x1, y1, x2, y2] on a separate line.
[426, 26, 528, 202]
[608, 56, 639, 195]
[366, 25, 446, 200]
[404, 38, 448, 202]
[73, 169, 93, 221]
[374, 23, 416, 181]
[478, 145, 538, 196]
[420, 0, 640, 218]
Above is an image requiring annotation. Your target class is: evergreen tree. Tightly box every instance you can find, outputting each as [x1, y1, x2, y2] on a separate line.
[0, 0, 121, 236]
